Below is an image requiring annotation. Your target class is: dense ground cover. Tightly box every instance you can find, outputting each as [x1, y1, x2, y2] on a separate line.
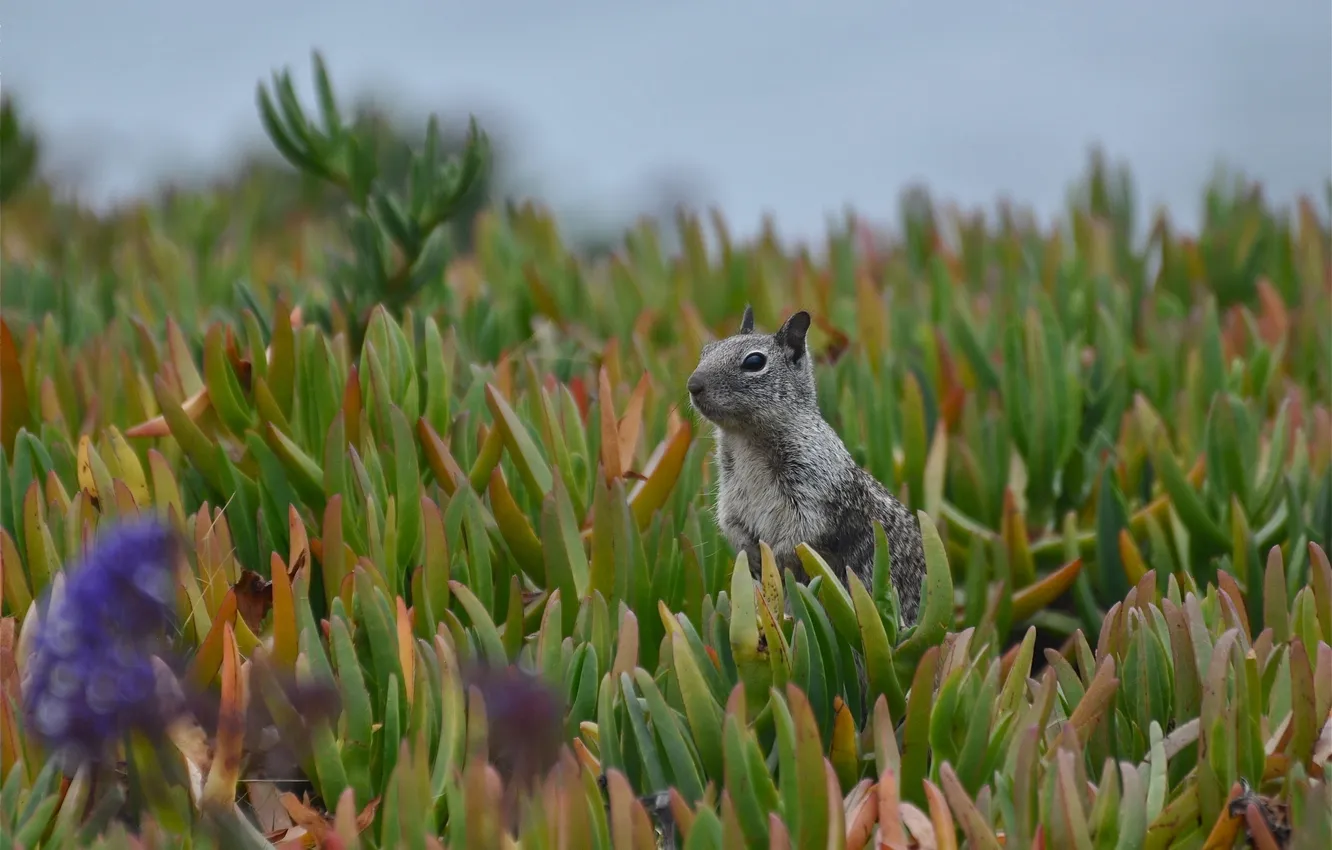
[1, 56, 1330, 849]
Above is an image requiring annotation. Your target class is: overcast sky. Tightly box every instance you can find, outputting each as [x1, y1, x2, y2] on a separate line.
[4, 0, 1330, 241]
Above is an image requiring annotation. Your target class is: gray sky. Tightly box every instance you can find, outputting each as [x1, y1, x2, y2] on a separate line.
[4, 0, 1330, 241]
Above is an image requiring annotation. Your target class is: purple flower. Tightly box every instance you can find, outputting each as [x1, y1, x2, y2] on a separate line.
[22, 516, 181, 769]
[462, 661, 566, 790]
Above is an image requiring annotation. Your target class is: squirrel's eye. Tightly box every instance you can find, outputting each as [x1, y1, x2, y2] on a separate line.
[741, 352, 767, 372]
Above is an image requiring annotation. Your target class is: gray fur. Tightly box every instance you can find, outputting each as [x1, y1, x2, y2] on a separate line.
[686, 307, 927, 627]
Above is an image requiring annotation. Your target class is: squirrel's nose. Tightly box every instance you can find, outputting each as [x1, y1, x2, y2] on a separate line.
[687, 374, 705, 396]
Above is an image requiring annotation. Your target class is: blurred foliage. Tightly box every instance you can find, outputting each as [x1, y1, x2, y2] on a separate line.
[1, 52, 1331, 849]
[253, 52, 491, 351]
[0, 93, 41, 204]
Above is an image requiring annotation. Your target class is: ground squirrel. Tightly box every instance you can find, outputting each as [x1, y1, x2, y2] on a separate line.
[686, 306, 927, 626]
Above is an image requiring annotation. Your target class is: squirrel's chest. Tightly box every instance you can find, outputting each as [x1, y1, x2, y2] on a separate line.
[714, 440, 824, 549]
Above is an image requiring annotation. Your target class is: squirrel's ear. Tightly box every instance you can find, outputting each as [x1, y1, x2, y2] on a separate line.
[739, 305, 755, 334]
[774, 311, 811, 362]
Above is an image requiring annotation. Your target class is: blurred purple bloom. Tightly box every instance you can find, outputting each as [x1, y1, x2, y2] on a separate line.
[462, 661, 566, 789]
[22, 516, 181, 769]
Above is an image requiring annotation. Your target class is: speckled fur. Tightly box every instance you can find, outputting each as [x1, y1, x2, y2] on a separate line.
[687, 306, 926, 627]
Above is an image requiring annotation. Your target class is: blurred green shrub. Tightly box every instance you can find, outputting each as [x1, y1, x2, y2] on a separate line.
[0, 94, 40, 204]
[255, 52, 490, 350]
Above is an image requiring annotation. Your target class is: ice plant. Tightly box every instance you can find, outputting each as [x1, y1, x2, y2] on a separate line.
[21, 517, 181, 770]
[1, 49, 1329, 848]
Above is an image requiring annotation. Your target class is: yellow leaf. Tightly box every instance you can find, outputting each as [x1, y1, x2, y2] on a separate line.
[194, 507, 232, 619]
[1118, 530, 1147, 585]
[269, 552, 298, 674]
[76, 434, 99, 500]
[829, 696, 859, 792]
[44, 470, 71, 516]
[179, 560, 212, 645]
[105, 426, 151, 506]
[148, 449, 185, 531]
[1, 528, 33, 617]
[166, 316, 204, 397]
[758, 540, 785, 628]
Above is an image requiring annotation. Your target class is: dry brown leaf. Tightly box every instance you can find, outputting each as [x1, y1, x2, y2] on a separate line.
[249, 780, 295, 835]
[279, 792, 331, 841]
[164, 709, 214, 804]
[234, 569, 274, 634]
[267, 826, 314, 849]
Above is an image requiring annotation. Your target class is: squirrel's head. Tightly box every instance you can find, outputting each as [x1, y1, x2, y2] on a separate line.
[686, 306, 816, 433]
